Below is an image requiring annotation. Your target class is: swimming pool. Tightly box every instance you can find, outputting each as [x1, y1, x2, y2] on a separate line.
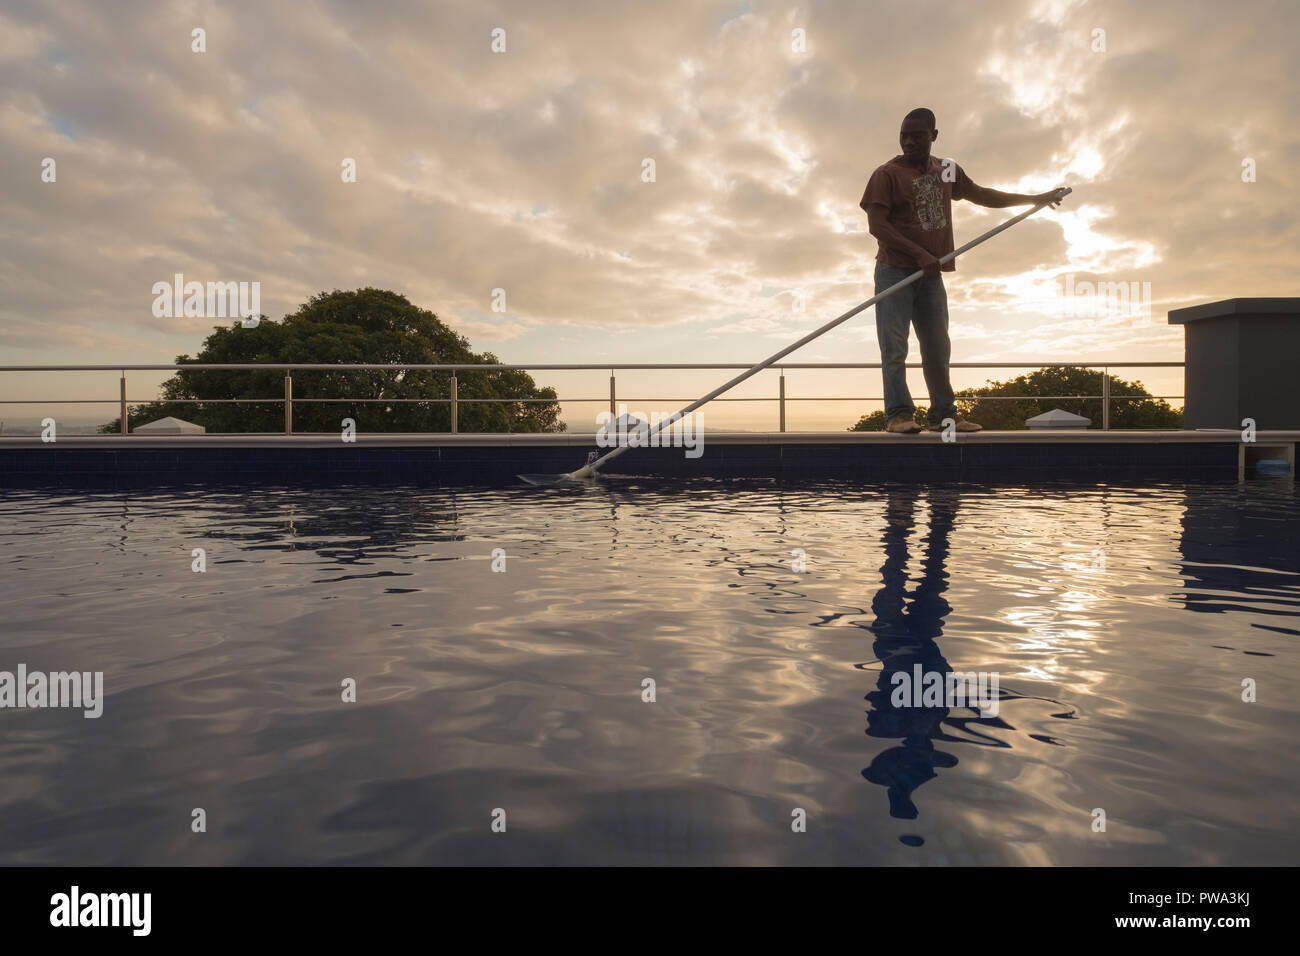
[1, 478, 1296, 865]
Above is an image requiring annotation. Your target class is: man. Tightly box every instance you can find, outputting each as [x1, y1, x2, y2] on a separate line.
[861, 108, 1068, 434]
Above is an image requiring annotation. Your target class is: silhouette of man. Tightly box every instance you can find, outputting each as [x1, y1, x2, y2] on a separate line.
[861, 108, 1068, 434]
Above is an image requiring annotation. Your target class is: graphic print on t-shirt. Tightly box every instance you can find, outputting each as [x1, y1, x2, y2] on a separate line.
[911, 173, 946, 231]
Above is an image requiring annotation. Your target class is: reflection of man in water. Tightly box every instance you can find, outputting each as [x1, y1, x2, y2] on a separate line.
[861, 486, 958, 819]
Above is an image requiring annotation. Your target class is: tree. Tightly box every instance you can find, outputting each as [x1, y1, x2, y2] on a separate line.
[848, 367, 1182, 430]
[954, 366, 1181, 429]
[100, 288, 564, 434]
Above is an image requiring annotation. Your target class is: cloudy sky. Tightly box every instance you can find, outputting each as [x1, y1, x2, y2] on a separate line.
[2, 0, 1296, 429]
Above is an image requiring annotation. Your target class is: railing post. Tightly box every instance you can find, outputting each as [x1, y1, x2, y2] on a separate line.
[779, 370, 786, 432]
[609, 371, 616, 416]
[1101, 367, 1110, 431]
[450, 373, 458, 434]
[284, 371, 293, 435]
[120, 373, 128, 435]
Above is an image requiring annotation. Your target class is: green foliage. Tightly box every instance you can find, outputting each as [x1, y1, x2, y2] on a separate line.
[99, 288, 564, 434]
[954, 366, 1182, 429]
[848, 367, 1182, 431]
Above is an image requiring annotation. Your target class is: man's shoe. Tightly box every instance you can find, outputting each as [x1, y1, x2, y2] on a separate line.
[886, 413, 923, 434]
[926, 415, 982, 432]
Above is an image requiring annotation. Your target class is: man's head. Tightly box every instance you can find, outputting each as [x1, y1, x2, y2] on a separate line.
[899, 108, 938, 165]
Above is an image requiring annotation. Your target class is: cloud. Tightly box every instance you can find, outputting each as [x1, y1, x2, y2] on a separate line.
[0, 0, 1295, 389]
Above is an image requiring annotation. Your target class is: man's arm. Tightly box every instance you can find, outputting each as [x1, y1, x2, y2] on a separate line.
[861, 198, 942, 276]
[963, 182, 1069, 209]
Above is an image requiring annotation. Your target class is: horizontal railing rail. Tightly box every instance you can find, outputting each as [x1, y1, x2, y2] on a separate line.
[0, 362, 1185, 434]
[0, 363, 1187, 372]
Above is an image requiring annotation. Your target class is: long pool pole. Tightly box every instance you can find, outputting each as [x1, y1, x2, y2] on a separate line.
[574, 187, 1071, 477]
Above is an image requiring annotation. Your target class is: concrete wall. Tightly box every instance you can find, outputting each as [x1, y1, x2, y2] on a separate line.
[1171, 298, 1300, 430]
[0, 439, 1244, 488]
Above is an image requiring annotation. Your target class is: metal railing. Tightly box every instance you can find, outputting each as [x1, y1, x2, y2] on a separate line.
[0, 362, 1185, 434]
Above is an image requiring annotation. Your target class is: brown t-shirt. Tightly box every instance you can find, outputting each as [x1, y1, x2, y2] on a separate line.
[861, 155, 976, 272]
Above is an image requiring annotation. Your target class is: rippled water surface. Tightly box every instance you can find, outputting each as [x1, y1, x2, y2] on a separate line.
[1, 479, 1297, 865]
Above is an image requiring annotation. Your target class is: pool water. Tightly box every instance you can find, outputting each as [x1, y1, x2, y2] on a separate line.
[1, 479, 1296, 865]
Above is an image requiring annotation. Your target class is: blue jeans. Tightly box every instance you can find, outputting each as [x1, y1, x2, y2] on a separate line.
[874, 261, 956, 424]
